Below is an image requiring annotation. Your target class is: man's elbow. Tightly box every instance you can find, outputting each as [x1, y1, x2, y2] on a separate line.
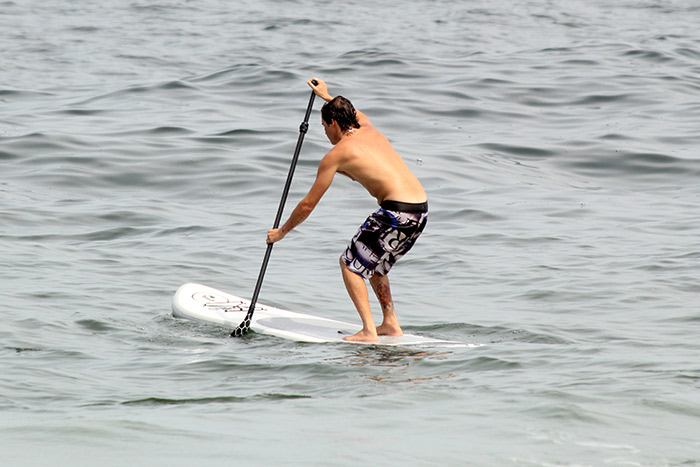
[299, 200, 316, 217]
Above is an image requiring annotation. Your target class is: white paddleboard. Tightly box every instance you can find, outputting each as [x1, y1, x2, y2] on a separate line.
[172, 283, 474, 348]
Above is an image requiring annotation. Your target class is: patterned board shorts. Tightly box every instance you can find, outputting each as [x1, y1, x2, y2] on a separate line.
[341, 200, 428, 279]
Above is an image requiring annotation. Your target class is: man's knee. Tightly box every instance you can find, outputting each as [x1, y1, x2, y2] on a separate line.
[370, 272, 387, 283]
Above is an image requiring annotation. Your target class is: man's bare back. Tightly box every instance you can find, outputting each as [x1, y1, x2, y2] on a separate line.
[324, 113, 427, 205]
[266, 78, 428, 342]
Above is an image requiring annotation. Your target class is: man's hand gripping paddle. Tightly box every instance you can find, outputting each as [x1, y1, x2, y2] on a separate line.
[230, 81, 318, 337]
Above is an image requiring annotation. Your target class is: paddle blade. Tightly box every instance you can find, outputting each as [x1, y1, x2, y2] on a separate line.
[230, 317, 251, 337]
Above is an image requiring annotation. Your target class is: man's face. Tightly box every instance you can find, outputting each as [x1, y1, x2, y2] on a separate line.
[322, 118, 339, 144]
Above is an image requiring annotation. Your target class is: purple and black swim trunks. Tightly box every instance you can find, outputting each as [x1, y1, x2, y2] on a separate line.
[341, 199, 428, 279]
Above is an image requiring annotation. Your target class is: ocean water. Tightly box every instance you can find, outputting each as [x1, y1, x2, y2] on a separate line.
[2, 0, 700, 465]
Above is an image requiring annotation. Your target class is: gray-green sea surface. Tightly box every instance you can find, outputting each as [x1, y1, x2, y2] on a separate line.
[2, 1, 700, 465]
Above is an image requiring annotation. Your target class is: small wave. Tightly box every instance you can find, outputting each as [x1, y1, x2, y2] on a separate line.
[83, 226, 155, 242]
[128, 3, 198, 13]
[599, 133, 633, 141]
[641, 398, 700, 418]
[99, 171, 161, 188]
[214, 128, 273, 137]
[560, 59, 599, 66]
[429, 89, 478, 101]
[565, 150, 700, 180]
[540, 47, 573, 53]
[153, 225, 210, 238]
[263, 18, 321, 31]
[573, 93, 636, 105]
[421, 106, 483, 118]
[623, 49, 674, 63]
[189, 64, 261, 84]
[75, 79, 200, 106]
[191, 128, 280, 147]
[145, 126, 194, 135]
[67, 26, 99, 33]
[75, 319, 118, 332]
[660, 310, 700, 324]
[115, 54, 181, 67]
[339, 49, 407, 68]
[439, 208, 505, 222]
[474, 77, 514, 87]
[121, 396, 243, 406]
[0, 226, 154, 243]
[3, 132, 91, 154]
[158, 80, 198, 91]
[479, 142, 556, 159]
[525, 402, 605, 424]
[97, 209, 166, 225]
[415, 322, 570, 345]
[121, 393, 310, 406]
[0, 89, 53, 98]
[4, 347, 43, 354]
[0, 149, 19, 160]
[675, 47, 700, 60]
[58, 108, 106, 116]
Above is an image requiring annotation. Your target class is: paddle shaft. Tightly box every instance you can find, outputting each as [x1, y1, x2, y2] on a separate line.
[231, 84, 317, 337]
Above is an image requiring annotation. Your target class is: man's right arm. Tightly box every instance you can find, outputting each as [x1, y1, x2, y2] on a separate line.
[307, 78, 333, 102]
[266, 151, 338, 244]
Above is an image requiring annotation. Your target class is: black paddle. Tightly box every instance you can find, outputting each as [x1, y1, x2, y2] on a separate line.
[230, 80, 318, 337]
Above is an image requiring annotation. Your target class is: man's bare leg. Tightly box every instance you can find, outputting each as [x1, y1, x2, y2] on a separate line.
[369, 273, 403, 336]
[339, 258, 378, 342]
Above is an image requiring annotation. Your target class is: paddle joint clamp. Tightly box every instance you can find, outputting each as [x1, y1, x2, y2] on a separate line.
[299, 121, 309, 134]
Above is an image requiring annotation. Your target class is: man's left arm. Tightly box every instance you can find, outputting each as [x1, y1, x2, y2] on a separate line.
[266, 154, 338, 244]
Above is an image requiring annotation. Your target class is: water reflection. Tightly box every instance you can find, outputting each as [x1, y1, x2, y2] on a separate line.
[328, 346, 467, 385]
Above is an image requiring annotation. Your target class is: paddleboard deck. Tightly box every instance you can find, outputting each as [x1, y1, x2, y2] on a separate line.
[172, 283, 474, 347]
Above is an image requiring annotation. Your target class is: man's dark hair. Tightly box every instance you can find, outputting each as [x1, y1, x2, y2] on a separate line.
[321, 96, 361, 132]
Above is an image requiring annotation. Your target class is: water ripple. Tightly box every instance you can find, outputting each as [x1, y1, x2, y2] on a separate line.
[2, 1, 700, 465]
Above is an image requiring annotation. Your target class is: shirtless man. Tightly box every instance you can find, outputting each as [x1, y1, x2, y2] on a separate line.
[266, 78, 428, 342]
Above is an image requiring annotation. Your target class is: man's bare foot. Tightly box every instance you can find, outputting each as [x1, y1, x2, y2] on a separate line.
[376, 323, 403, 336]
[343, 329, 379, 342]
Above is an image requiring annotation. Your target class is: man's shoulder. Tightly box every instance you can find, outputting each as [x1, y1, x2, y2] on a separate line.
[319, 145, 346, 170]
[326, 137, 356, 156]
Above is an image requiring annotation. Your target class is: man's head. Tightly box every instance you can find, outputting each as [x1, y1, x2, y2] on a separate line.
[321, 96, 360, 133]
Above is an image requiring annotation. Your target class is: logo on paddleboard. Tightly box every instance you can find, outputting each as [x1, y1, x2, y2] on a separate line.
[192, 293, 263, 313]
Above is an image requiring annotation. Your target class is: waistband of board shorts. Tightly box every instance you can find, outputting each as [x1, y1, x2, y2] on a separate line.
[380, 200, 429, 213]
